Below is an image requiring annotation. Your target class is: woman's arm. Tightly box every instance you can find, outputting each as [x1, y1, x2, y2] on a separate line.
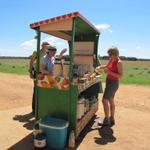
[117, 62, 123, 78]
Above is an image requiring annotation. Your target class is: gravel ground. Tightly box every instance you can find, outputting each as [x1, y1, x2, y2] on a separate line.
[0, 73, 150, 150]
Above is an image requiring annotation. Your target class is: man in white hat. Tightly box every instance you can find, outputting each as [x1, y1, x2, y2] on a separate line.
[29, 41, 49, 115]
[29, 41, 49, 78]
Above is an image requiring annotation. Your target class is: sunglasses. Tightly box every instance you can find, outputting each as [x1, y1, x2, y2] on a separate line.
[47, 50, 56, 53]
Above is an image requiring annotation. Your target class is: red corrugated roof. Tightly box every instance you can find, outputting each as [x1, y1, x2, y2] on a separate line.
[29, 11, 99, 33]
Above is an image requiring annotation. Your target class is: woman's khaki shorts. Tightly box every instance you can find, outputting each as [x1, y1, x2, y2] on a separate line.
[103, 78, 119, 100]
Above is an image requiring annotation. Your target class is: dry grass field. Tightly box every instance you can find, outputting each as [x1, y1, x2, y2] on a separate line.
[0, 58, 150, 85]
[101, 60, 150, 85]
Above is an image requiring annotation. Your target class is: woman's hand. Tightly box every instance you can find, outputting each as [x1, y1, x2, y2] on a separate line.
[104, 62, 123, 78]
[104, 68, 111, 74]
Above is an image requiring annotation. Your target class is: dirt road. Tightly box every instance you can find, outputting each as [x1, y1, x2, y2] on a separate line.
[0, 73, 150, 150]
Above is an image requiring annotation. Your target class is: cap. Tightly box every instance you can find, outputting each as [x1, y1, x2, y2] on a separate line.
[41, 41, 49, 46]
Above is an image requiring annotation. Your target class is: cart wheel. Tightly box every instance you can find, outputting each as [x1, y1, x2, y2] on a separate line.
[68, 130, 75, 148]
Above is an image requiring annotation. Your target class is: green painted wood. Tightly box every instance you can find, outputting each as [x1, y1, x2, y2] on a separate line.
[94, 34, 103, 94]
[35, 29, 41, 119]
[94, 34, 100, 67]
[75, 17, 99, 35]
[69, 85, 78, 131]
[69, 18, 75, 83]
[32, 15, 103, 134]
[37, 87, 69, 120]
[58, 16, 100, 41]
[68, 17, 77, 130]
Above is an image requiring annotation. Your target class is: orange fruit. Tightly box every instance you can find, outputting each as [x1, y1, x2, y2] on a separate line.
[47, 75, 53, 82]
[41, 81, 50, 88]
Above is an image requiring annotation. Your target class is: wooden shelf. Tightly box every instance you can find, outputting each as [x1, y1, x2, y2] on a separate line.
[76, 103, 98, 138]
[78, 80, 100, 94]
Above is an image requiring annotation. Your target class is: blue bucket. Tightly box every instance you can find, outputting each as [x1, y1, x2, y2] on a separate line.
[39, 117, 69, 149]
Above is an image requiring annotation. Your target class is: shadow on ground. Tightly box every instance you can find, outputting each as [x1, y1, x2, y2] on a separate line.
[74, 116, 97, 149]
[7, 133, 34, 150]
[9, 115, 116, 150]
[94, 125, 116, 145]
[75, 116, 116, 148]
[13, 112, 35, 130]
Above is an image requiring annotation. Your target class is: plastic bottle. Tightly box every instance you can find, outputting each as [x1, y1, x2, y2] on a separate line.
[68, 130, 75, 148]
[33, 122, 42, 138]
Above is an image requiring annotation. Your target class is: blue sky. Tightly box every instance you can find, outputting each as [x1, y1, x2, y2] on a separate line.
[0, 0, 149, 58]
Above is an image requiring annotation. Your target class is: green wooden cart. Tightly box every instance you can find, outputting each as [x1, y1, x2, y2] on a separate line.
[30, 12, 103, 142]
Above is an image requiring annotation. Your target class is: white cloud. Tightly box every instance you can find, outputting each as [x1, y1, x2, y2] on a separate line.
[136, 46, 141, 50]
[95, 23, 112, 33]
[120, 48, 128, 52]
[20, 39, 36, 50]
[43, 37, 58, 46]
[108, 29, 113, 33]
[42, 37, 68, 52]
[20, 36, 68, 55]
[0, 48, 9, 56]
[20, 36, 66, 50]
[0, 48, 2, 56]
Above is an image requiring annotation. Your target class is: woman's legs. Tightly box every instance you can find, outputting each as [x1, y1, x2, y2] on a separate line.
[102, 79, 118, 125]
[102, 98, 110, 125]
[102, 98, 116, 125]
[109, 98, 115, 117]
[102, 98, 109, 118]
[109, 98, 115, 125]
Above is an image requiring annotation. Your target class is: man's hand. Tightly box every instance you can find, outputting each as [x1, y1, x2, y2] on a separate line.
[30, 72, 34, 79]
[60, 48, 67, 56]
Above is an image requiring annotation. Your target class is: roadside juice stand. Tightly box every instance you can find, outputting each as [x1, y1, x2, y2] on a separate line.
[30, 12, 103, 148]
